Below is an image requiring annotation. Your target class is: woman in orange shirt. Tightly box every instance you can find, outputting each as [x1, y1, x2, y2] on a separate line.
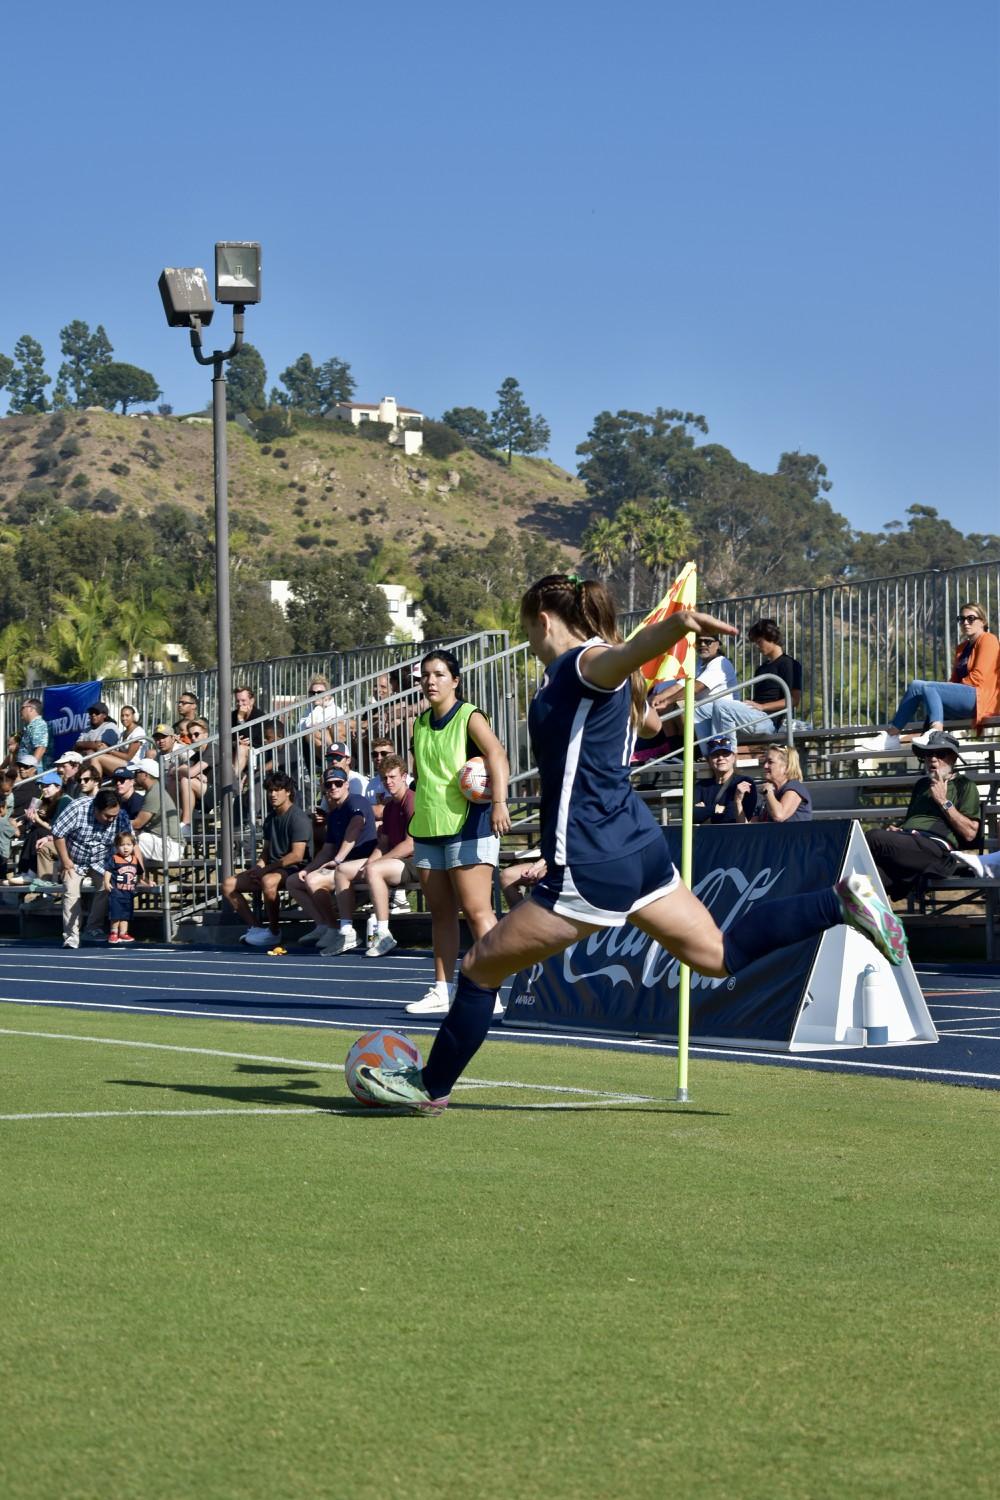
[862, 601, 999, 752]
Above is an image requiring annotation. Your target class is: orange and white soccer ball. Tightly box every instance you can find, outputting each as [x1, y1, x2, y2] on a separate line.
[344, 1028, 424, 1106]
[458, 756, 491, 803]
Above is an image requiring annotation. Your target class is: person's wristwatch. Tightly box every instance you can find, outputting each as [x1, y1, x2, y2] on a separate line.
[942, 799, 954, 811]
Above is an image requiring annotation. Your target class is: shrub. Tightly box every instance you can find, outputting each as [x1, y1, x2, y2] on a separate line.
[271, 447, 287, 459]
[70, 472, 90, 489]
[294, 533, 319, 548]
[357, 420, 394, 443]
[109, 461, 130, 476]
[58, 437, 82, 459]
[91, 488, 122, 513]
[30, 451, 58, 477]
[422, 420, 464, 460]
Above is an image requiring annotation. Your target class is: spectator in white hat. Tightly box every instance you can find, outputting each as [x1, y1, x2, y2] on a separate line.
[130, 759, 183, 865]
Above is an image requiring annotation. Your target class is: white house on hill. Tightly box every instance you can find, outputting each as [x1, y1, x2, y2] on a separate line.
[328, 395, 424, 455]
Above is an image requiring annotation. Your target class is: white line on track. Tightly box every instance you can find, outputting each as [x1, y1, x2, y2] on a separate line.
[0, 1108, 324, 1121]
[0, 1027, 657, 1104]
[0, 975, 417, 1003]
[2, 995, 999, 1085]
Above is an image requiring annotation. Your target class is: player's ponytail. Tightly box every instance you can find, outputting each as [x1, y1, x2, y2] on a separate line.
[521, 574, 648, 731]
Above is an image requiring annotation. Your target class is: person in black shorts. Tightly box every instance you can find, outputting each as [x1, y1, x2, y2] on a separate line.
[104, 830, 144, 945]
[221, 772, 313, 949]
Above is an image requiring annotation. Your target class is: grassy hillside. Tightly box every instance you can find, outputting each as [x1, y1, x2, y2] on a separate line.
[0, 409, 592, 562]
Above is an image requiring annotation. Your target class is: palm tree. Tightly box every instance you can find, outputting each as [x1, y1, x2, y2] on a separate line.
[115, 587, 174, 677]
[43, 579, 121, 680]
[637, 501, 695, 602]
[0, 621, 34, 690]
[614, 502, 647, 612]
[581, 516, 623, 584]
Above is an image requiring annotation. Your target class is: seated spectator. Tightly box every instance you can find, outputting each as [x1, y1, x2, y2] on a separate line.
[221, 771, 313, 949]
[91, 704, 148, 779]
[130, 758, 183, 867]
[4, 732, 21, 776]
[175, 691, 201, 742]
[859, 603, 1000, 753]
[0, 771, 16, 880]
[53, 750, 85, 810]
[694, 735, 758, 824]
[18, 697, 49, 767]
[360, 755, 416, 955]
[14, 770, 62, 880]
[866, 731, 981, 900]
[325, 740, 369, 798]
[297, 676, 347, 757]
[652, 634, 739, 743]
[754, 744, 812, 823]
[74, 700, 119, 760]
[288, 767, 378, 952]
[112, 765, 145, 820]
[152, 722, 202, 834]
[52, 787, 131, 948]
[182, 718, 214, 819]
[707, 619, 803, 741]
[233, 684, 266, 778]
[12, 753, 40, 817]
[76, 765, 101, 801]
[499, 856, 548, 910]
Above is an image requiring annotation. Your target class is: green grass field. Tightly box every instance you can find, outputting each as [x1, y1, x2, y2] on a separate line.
[2, 1003, 997, 1500]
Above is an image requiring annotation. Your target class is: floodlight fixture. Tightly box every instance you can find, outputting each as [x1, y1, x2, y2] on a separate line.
[157, 267, 215, 329]
[215, 241, 261, 304]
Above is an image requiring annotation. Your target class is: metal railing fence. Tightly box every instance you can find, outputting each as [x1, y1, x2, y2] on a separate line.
[621, 558, 1000, 729]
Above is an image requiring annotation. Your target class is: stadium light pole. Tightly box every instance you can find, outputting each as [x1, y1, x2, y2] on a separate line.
[157, 244, 262, 886]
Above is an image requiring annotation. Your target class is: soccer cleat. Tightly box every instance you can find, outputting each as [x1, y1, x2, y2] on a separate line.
[354, 1063, 450, 1116]
[366, 931, 398, 958]
[405, 985, 452, 1015]
[836, 873, 908, 967]
[295, 925, 329, 947]
[322, 928, 359, 956]
[240, 925, 275, 947]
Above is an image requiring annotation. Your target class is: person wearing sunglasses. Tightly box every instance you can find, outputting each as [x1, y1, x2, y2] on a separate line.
[859, 602, 999, 754]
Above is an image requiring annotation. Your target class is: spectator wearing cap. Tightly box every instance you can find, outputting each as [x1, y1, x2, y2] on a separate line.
[694, 736, 758, 825]
[707, 619, 803, 743]
[866, 731, 981, 900]
[52, 788, 131, 947]
[53, 750, 85, 811]
[221, 771, 314, 948]
[324, 741, 369, 799]
[74, 701, 119, 761]
[652, 635, 739, 745]
[151, 723, 197, 834]
[13, 770, 62, 881]
[12, 753, 42, 819]
[19, 698, 49, 767]
[288, 765, 378, 952]
[112, 765, 145, 820]
[130, 758, 183, 866]
[90, 704, 149, 780]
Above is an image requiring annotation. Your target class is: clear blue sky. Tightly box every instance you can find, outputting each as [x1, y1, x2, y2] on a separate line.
[3, 0, 997, 535]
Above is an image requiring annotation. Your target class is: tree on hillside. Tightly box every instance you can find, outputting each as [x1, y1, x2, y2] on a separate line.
[490, 377, 550, 465]
[441, 406, 491, 449]
[40, 579, 121, 678]
[115, 587, 173, 676]
[637, 500, 694, 600]
[6, 335, 51, 413]
[53, 321, 114, 408]
[850, 505, 1000, 579]
[581, 515, 623, 582]
[416, 528, 567, 636]
[273, 353, 355, 415]
[285, 553, 391, 653]
[226, 343, 267, 415]
[91, 361, 161, 415]
[0, 352, 13, 395]
[575, 408, 709, 510]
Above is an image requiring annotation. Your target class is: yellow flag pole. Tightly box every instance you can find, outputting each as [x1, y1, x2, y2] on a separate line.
[675, 624, 697, 1103]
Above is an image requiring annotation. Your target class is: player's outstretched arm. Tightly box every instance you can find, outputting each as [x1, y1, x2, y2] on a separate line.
[581, 611, 737, 691]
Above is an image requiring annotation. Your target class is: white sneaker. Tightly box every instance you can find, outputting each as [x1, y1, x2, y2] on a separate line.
[296, 925, 329, 947]
[366, 932, 398, 958]
[322, 928, 359, 955]
[240, 925, 275, 947]
[910, 730, 940, 749]
[63, 935, 80, 949]
[390, 890, 410, 912]
[950, 851, 985, 878]
[856, 731, 903, 754]
[405, 986, 452, 1015]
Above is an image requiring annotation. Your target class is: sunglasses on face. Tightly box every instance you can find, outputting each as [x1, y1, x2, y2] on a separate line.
[957, 614, 980, 625]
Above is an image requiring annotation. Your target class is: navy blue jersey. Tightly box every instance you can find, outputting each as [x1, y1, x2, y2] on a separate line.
[325, 793, 378, 859]
[528, 639, 662, 868]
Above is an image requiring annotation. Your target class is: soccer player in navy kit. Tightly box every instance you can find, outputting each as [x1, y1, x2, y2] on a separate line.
[358, 574, 907, 1115]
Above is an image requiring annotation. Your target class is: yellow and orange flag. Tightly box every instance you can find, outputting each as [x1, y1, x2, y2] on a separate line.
[627, 560, 698, 686]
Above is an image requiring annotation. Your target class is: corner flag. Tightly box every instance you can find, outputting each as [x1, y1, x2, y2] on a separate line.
[627, 561, 698, 684]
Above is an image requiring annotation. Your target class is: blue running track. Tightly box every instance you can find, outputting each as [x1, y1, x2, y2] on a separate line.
[0, 943, 998, 1091]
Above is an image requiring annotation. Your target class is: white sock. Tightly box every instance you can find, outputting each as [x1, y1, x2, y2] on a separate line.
[340, 920, 354, 934]
[378, 921, 390, 936]
[433, 979, 451, 1000]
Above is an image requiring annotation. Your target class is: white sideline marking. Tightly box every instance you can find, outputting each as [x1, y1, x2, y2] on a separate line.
[0, 1108, 323, 1121]
[0, 970, 428, 997]
[0, 1027, 657, 1104]
[2, 997, 999, 1086]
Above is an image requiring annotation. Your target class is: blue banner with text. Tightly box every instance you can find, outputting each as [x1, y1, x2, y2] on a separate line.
[42, 680, 103, 762]
[506, 822, 853, 1045]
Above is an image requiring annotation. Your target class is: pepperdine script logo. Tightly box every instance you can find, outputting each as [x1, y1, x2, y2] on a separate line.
[46, 708, 93, 736]
[514, 862, 786, 1001]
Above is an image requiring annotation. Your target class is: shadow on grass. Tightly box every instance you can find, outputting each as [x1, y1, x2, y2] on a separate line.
[107, 1076, 726, 1117]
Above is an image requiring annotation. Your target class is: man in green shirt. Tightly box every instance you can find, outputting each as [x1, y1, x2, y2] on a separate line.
[865, 731, 980, 900]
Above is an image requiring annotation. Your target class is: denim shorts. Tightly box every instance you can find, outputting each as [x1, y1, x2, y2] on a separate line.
[412, 834, 500, 871]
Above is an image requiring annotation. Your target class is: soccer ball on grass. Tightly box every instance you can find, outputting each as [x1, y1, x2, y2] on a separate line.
[344, 1029, 424, 1107]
